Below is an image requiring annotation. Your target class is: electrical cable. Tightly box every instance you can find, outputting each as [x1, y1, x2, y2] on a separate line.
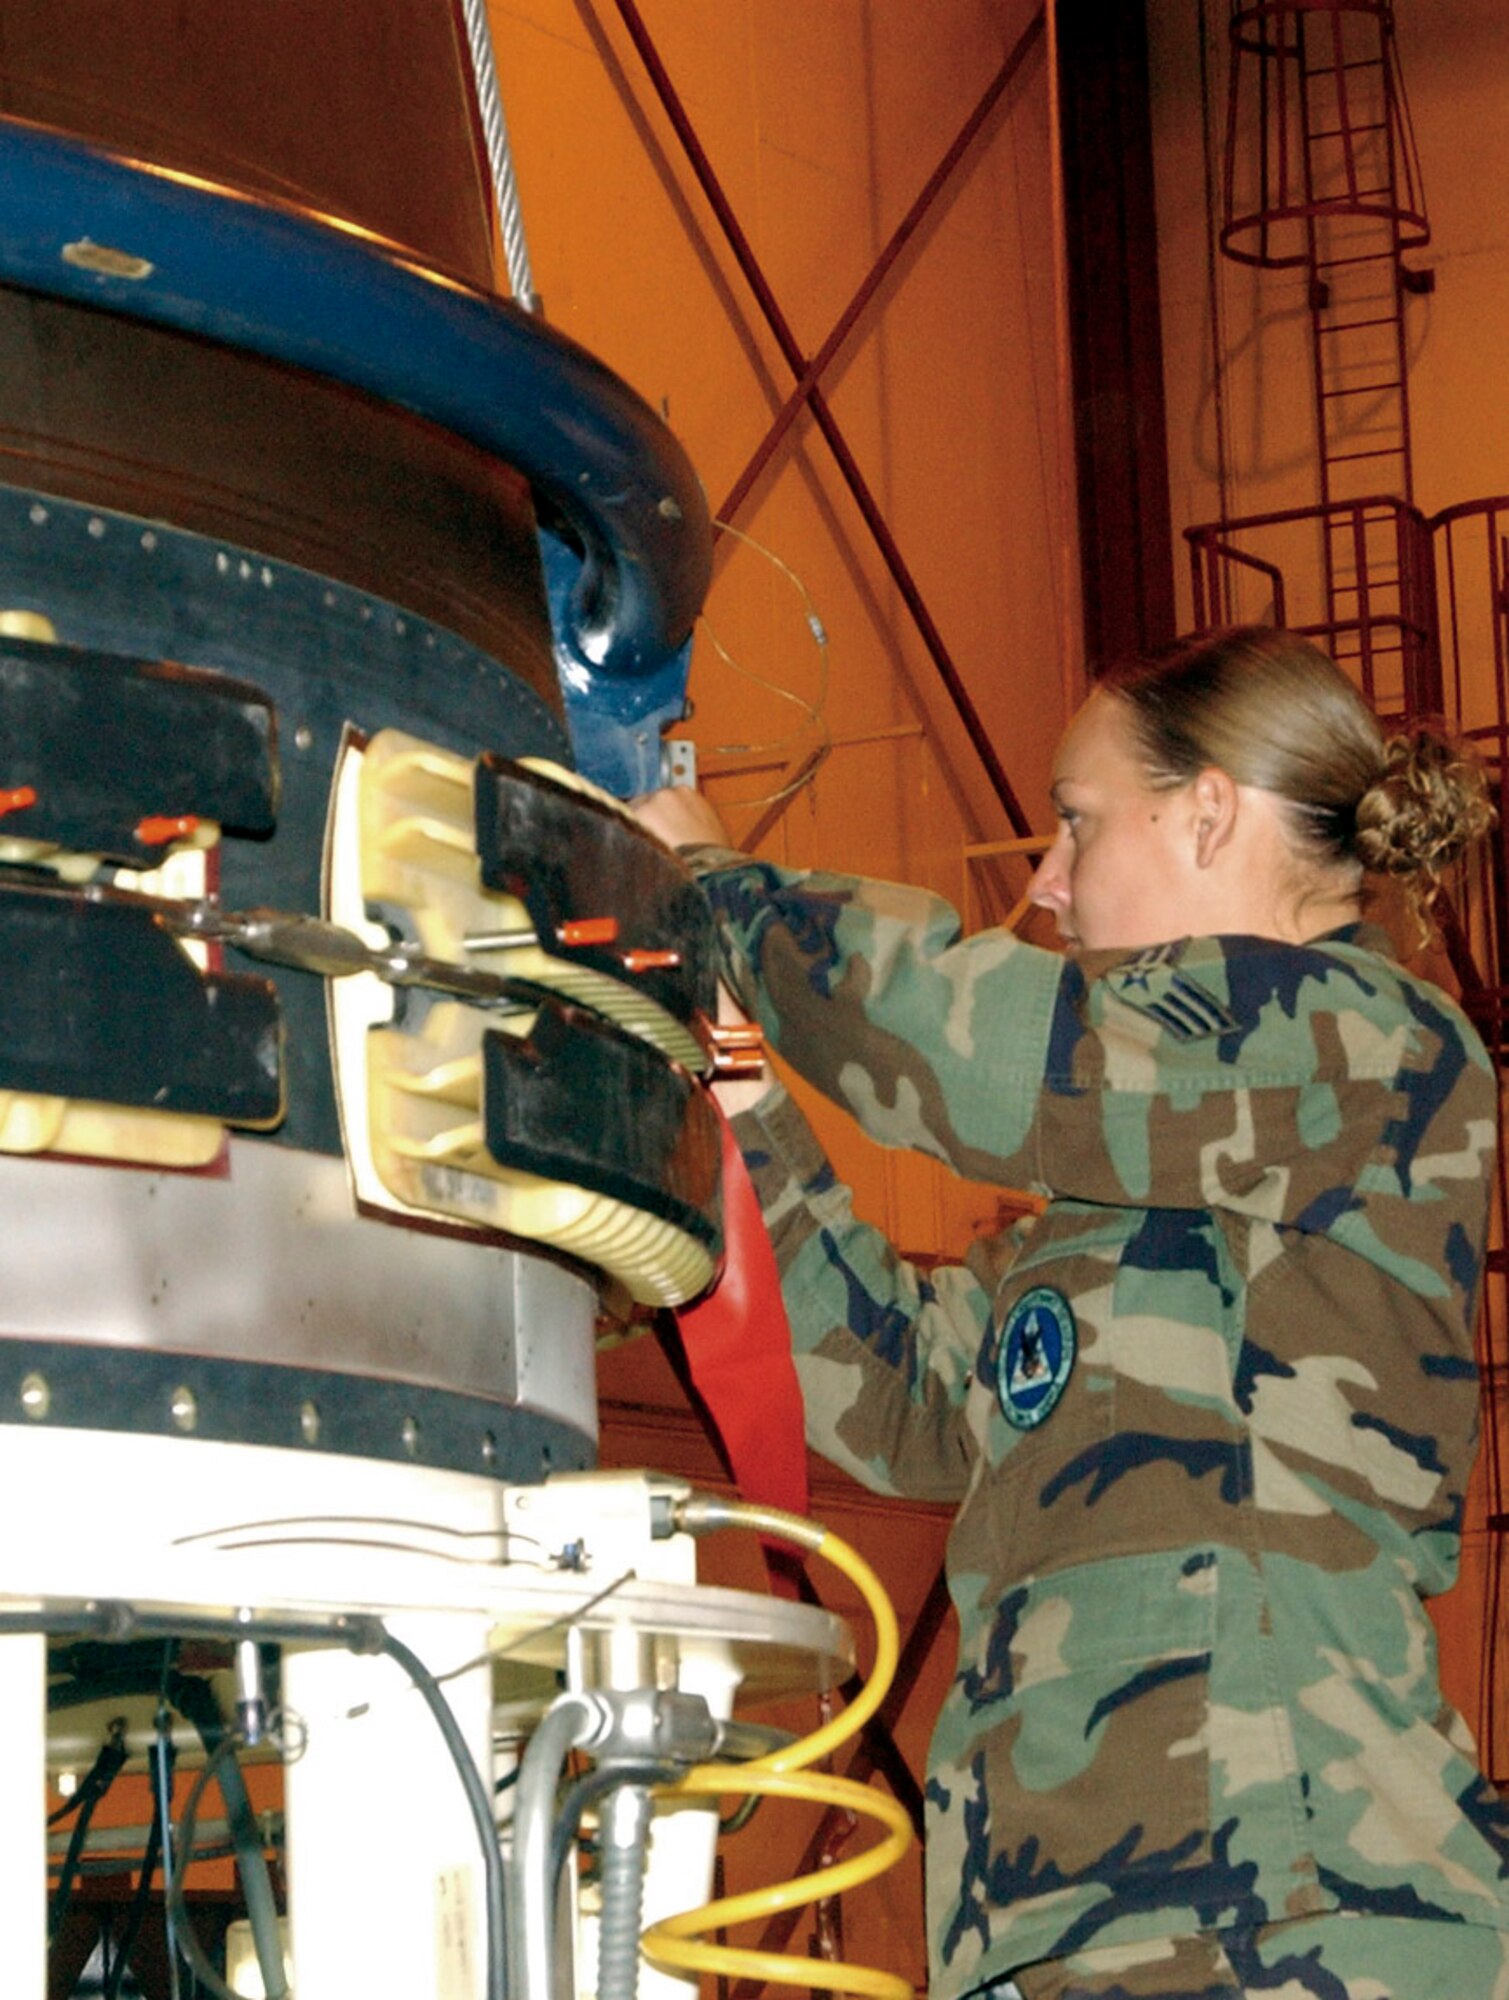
[549, 1758, 684, 1896]
[48, 1715, 128, 1941]
[640, 1494, 913, 1999]
[152, 1703, 183, 2000]
[163, 1733, 251, 2000]
[8, 1602, 507, 2000]
[377, 1625, 508, 2000]
[511, 1692, 602, 1996]
[718, 1791, 762, 1837]
[170, 1672, 287, 2000]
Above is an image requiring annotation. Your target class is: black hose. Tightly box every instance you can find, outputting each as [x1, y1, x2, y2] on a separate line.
[102, 1788, 164, 2000]
[170, 1672, 287, 2000]
[15, 1604, 503, 2000]
[549, 1759, 682, 1896]
[45, 1639, 288, 1999]
[48, 1716, 128, 1941]
[163, 1734, 249, 2000]
[377, 1627, 507, 2000]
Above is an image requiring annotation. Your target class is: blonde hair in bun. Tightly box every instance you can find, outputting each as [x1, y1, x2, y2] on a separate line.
[1106, 625, 1496, 923]
[1354, 727, 1497, 886]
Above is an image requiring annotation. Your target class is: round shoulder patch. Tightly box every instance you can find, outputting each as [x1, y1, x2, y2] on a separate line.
[998, 1286, 1076, 1430]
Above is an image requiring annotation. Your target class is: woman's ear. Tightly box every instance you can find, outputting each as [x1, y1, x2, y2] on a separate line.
[1191, 765, 1239, 868]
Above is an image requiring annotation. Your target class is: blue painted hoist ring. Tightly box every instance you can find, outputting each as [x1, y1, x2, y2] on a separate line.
[0, 113, 712, 689]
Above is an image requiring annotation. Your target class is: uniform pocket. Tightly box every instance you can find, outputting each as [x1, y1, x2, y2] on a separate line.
[1276, 1562, 1509, 1926]
[934, 1549, 1229, 1971]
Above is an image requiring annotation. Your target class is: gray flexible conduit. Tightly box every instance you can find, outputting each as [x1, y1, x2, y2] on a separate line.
[595, 1782, 655, 2000]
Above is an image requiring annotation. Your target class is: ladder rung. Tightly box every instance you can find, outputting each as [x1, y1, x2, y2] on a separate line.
[1306, 123, 1388, 142]
[1316, 314, 1401, 334]
[1325, 445, 1405, 464]
[1321, 380, 1404, 399]
[1302, 58, 1386, 79]
[1311, 248, 1406, 270]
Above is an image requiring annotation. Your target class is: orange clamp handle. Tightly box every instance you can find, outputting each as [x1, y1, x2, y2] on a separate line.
[555, 916, 620, 948]
[135, 814, 201, 847]
[620, 947, 682, 974]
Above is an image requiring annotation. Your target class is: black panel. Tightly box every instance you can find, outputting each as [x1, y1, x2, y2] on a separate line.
[0, 487, 570, 1156]
[0, 886, 283, 1125]
[483, 1003, 721, 1253]
[0, 633, 276, 861]
[475, 756, 719, 1024]
[0, 290, 559, 705]
[0, 1338, 593, 1483]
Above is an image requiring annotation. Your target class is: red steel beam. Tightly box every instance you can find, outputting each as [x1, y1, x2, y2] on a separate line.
[608, 0, 1041, 836]
[718, 11, 1046, 529]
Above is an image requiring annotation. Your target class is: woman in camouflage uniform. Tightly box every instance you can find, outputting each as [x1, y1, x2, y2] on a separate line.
[640, 627, 1507, 1999]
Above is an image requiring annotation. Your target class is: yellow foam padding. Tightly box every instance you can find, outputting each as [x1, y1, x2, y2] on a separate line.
[0, 824, 219, 882]
[0, 845, 235, 1166]
[0, 840, 102, 883]
[358, 730, 705, 1072]
[515, 754, 635, 816]
[366, 1001, 714, 1308]
[0, 1090, 223, 1168]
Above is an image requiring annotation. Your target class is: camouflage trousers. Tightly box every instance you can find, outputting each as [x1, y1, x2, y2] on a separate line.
[985, 1915, 1509, 1999]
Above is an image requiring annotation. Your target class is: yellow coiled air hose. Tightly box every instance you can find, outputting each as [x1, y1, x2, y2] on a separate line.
[640, 1494, 916, 1999]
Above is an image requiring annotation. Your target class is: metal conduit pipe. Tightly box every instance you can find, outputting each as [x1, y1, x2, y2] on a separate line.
[509, 1692, 614, 1999]
[595, 1782, 656, 2000]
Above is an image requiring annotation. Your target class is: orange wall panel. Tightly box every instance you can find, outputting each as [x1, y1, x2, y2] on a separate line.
[490, 0, 1074, 1286]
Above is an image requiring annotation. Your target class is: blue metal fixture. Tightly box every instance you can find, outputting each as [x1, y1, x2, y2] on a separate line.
[0, 114, 710, 785]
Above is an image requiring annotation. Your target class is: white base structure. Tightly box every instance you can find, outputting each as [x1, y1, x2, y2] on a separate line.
[7, 1436, 850, 2000]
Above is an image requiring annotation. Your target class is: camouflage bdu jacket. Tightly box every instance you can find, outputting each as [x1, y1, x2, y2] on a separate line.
[689, 848, 1509, 1997]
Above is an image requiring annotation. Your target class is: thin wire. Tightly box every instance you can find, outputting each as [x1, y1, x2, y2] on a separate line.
[698, 614, 825, 747]
[187, 1534, 539, 1571]
[333, 1569, 640, 1724]
[171, 1513, 550, 1568]
[706, 519, 831, 748]
[698, 519, 832, 809]
[172, 1514, 530, 1547]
